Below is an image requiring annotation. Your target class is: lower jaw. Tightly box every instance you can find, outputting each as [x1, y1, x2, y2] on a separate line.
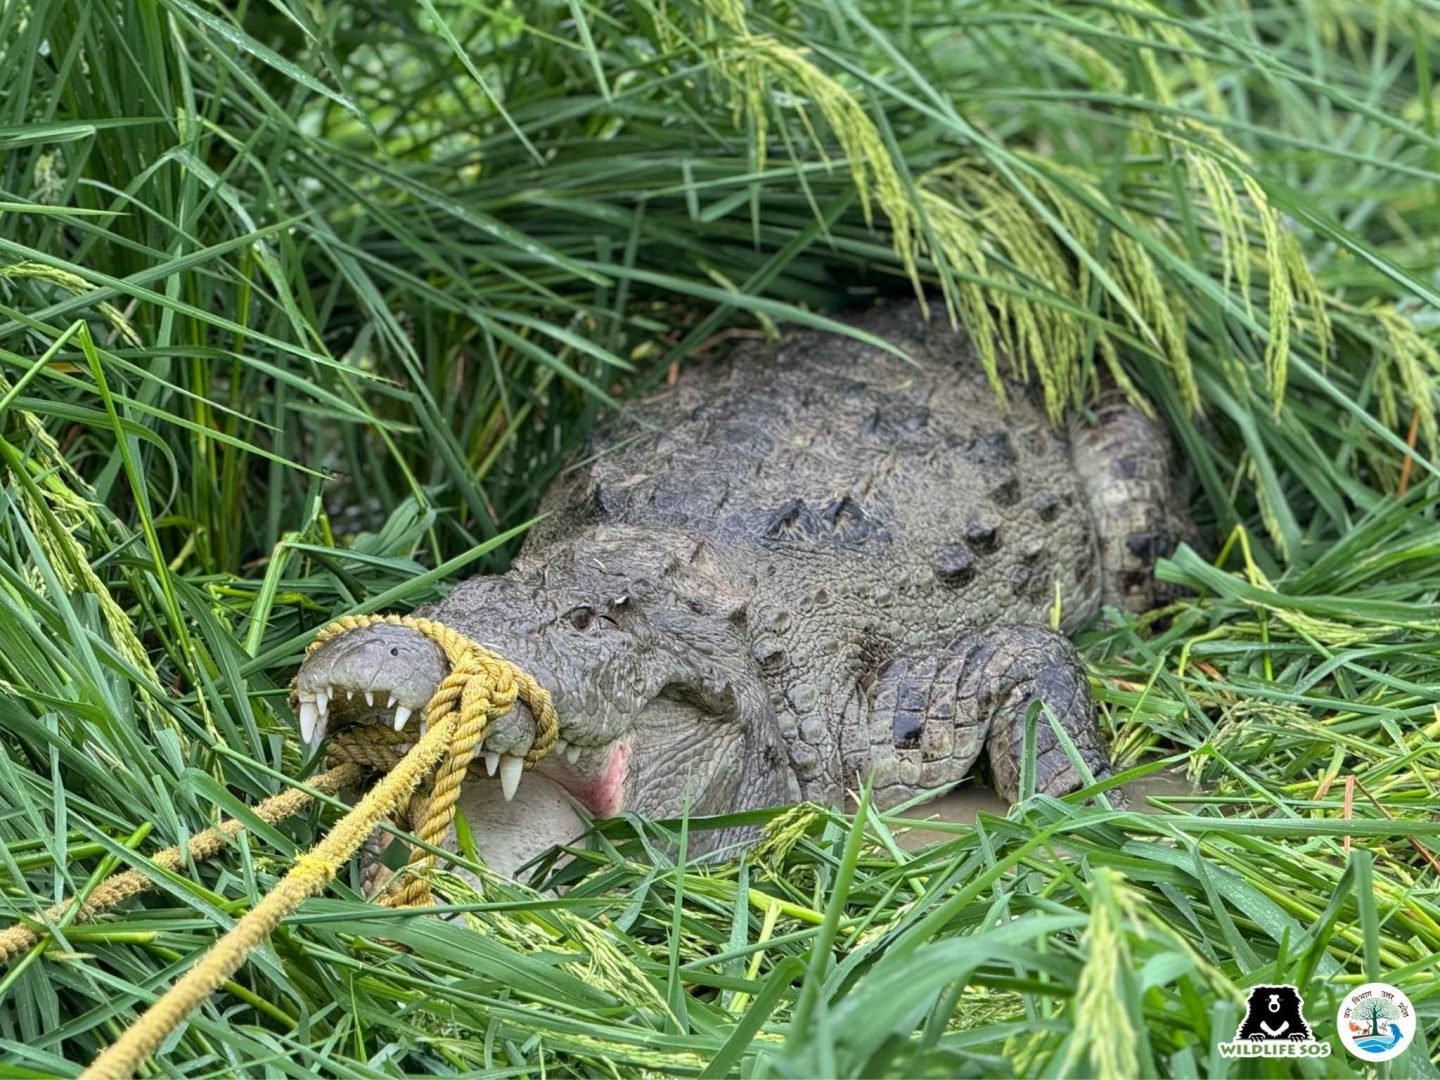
[452, 772, 588, 880]
[445, 740, 630, 881]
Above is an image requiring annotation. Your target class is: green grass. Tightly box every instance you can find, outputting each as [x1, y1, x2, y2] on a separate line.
[1, 0, 1439, 1075]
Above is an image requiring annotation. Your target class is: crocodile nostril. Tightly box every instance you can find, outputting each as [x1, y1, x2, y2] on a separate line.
[390, 647, 399, 656]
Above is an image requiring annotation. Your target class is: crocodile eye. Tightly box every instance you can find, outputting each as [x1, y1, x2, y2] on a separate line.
[567, 605, 596, 630]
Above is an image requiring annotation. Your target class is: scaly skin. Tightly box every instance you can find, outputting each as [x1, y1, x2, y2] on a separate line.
[296, 302, 1191, 872]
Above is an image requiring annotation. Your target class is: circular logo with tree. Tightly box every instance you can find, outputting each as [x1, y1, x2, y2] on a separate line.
[1337, 982, 1416, 1062]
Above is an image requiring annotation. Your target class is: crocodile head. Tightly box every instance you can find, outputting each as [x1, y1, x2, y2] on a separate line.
[294, 526, 798, 878]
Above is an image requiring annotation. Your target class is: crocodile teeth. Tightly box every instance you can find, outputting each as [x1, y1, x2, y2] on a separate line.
[365, 691, 375, 707]
[565, 743, 582, 765]
[298, 700, 320, 747]
[315, 689, 330, 721]
[386, 692, 397, 709]
[484, 751, 499, 776]
[392, 704, 412, 731]
[347, 689, 355, 701]
[499, 755, 523, 801]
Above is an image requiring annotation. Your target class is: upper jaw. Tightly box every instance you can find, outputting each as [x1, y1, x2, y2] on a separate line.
[294, 624, 449, 748]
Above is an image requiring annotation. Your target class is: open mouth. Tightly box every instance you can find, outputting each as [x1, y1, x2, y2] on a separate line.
[294, 666, 630, 817]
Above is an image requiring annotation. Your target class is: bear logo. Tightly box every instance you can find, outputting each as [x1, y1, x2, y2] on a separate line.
[1236, 984, 1313, 1042]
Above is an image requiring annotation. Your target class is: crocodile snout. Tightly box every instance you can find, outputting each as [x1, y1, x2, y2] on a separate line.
[296, 623, 449, 742]
[294, 623, 588, 805]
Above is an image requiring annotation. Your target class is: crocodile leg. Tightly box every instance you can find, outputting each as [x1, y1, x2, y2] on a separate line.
[862, 625, 1110, 807]
[1069, 390, 1195, 613]
[974, 627, 1110, 800]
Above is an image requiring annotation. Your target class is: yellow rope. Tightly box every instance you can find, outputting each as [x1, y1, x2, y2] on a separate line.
[83, 717, 462, 1080]
[0, 614, 557, 1079]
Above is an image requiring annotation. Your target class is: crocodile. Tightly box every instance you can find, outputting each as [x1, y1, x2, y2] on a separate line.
[295, 303, 1191, 878]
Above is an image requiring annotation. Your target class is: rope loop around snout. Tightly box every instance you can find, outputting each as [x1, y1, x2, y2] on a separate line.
[308, 613, 560, 909]
[0, 612, 559, 1079]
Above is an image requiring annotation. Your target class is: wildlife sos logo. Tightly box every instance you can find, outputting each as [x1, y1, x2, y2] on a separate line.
[1217, 984, 1331, 1059]
[1337, 982, 1415, 1063]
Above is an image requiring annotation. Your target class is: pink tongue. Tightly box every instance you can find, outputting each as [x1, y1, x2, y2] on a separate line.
[454, 773, 585, 880]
